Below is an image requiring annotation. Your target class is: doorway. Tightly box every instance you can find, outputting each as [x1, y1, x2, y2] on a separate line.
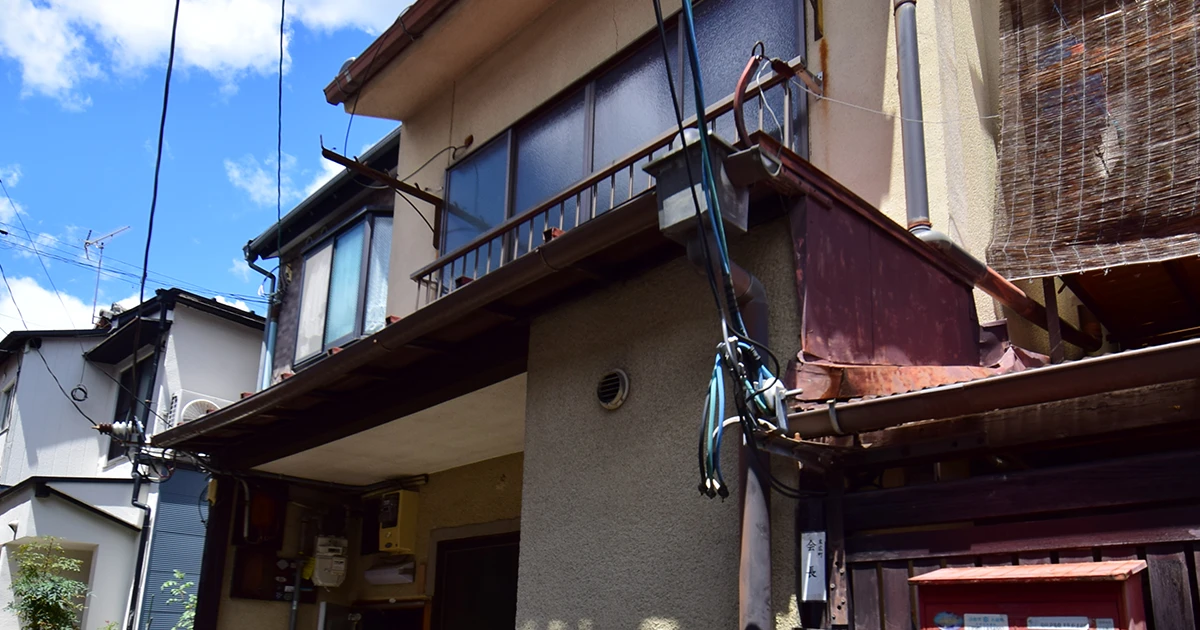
[431, 531, 520, 630]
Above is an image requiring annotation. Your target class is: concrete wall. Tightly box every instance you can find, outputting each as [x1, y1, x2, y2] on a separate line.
[0, 485, 142, 630]
[160, 305, 263, 425]
[0, 337, 128, 486]
[519, 218, 801, 630]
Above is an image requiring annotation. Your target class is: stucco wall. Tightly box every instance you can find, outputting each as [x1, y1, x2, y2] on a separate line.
[0, 337, 128, 486]
[165, 305, 262, 410]
[0, 486, 142, 630]
[519, 218, 801, 630]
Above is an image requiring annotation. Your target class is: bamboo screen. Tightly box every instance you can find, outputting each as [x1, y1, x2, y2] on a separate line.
[988, 0, 1200, 280]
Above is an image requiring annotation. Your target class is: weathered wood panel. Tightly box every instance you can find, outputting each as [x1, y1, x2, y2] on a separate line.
[848, 504, 1200, 563]
[880, 561, 911, 630]
[851, 564, 881, 630]
[1146, 544, 1196, 629]
[844, 450, 1200, 531]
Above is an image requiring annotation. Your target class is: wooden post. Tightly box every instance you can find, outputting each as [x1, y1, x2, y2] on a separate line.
[1043, 277, 1065, 363]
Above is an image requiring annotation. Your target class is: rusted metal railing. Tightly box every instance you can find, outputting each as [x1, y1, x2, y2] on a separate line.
[411, 58, 803, 309]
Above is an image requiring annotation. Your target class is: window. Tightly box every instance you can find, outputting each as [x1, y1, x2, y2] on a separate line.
[440, 0, 799, 258]
[0, 385, 13, 433]
[295, 211, 393, 362]
[109, 356, 155, 461]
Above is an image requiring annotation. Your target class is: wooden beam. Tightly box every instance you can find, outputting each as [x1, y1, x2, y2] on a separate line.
[194, 476, 235, 630]
[219, 327, 529, 468]
[846, 503, 1200, 564]
[321, 147, 443, 209]
[1043, 277, 1064, 363]
[844, 449, 1200, 532]
[854, 378, 1200, 461]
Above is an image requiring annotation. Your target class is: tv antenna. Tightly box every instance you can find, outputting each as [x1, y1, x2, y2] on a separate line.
[84, 226, 130, 324]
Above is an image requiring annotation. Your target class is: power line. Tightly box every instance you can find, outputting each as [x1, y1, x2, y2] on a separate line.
[0, 260, 97, 426]
[0, 178, 81, 330]
[277, 0, 286, 273]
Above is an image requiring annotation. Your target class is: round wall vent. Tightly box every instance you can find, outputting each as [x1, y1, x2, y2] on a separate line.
[596, 369, 630, 411]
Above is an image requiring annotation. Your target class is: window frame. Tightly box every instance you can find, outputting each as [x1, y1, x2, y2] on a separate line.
[108, 351, 156, 462]
[0, 384, 14, 434]
[438, 0, 803, 259]
[294, 207, 394, 365]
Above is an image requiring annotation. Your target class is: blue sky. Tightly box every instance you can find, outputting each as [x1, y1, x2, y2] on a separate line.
[0, 0, 409, 331]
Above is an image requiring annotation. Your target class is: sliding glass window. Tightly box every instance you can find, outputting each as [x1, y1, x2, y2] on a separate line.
[295, 211, 393, 362]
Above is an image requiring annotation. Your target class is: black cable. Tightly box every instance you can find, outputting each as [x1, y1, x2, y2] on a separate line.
[397, 191, 436, 233]
[276, 0, 286, 274]
[35, 348, 98, 426]
[0, 179, 80, 332]
[398, 145, 460, 183]
[343, 33, 387, 155]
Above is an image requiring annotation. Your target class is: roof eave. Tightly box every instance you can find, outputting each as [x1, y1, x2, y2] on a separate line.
[323, 0, 461, 107]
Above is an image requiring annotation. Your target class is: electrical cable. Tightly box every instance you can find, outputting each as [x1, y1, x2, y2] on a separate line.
[0, 179, 80, 332]
[397, 191, 436, 233]
[276, 0, 287, 283]
[342, 30, 387, 155]
[398, 145, 461, 183]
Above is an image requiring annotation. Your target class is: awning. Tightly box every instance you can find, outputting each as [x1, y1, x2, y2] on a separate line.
[989, 0, 1200, 279]
[86, 318, 170, 365]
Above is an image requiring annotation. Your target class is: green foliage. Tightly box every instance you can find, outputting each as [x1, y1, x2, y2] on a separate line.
[6, 538, 88, 630]
[98, 623, 117, 630]
[160, 570, 196, 630]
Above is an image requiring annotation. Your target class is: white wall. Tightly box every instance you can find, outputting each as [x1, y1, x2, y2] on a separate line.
[0, 485, 142, 630]
[155, 305, 262, 434]
[0, 337, 128, 487]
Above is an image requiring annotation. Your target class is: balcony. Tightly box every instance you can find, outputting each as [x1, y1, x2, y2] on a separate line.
[410, 58, 805, 310]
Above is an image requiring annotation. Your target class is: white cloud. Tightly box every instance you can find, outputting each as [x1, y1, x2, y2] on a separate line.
[0, 0, 413, 109]
[0, 275, 95, 332]
[228, 257, 252, 283]
[224, 152, 298, 207]
[0, 164, 21, 187]
[304, 158, 343, 197]
[214, 295, 250, 312]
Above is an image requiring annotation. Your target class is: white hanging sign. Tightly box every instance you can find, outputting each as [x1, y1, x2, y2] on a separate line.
[799, 530, 827, 602]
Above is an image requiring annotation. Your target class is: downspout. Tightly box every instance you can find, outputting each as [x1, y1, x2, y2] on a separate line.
[126, 295, 171, 630]
[126, 471, 152, 630]
[246, 249, 278, 392]
[892, 0, 1099, 353]
[685, 238, 773, 630]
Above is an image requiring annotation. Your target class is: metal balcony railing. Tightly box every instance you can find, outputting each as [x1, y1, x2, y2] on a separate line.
[410, 59, 803, 309]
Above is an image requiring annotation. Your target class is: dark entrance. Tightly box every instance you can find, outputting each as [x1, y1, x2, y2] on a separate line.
[432, 531, 521, 630]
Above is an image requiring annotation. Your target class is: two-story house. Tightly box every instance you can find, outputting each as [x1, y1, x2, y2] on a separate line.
[0, 289, 262, 630]
[159, 0, 1200, 628]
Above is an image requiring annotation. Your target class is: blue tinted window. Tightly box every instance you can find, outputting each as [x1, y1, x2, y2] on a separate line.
[324, 222, 366, 344]
[445, 136, 510, 258]
[684, 0, 797, 140]
[513, 91, 587, 216]
[593, 35, 678, 169]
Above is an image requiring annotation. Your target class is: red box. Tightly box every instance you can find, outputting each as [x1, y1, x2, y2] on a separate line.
[910, 561, 1147, 630]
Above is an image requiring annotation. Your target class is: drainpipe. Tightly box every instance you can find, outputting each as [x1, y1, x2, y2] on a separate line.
[126, 296, 171, 630]
[126, 471, 152, 630]
[686, 237, 772, 630]
[246, 250, 278, 392]
[892, 0, 1100, 352]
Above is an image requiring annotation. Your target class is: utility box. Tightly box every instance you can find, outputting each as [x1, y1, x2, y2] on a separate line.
[643, 131, 748, 244]
[910, 561, 1146, 630]
[378, 490, 419, 554]
[312, 536, 348, 587]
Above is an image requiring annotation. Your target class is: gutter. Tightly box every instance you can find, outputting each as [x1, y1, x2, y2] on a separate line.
[323, 0, 460, 106]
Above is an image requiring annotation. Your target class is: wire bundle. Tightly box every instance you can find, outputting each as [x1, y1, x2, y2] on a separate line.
[650, 0, 804, 500]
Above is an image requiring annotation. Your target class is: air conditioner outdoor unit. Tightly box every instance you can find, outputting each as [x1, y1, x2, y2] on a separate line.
[168, 389, 233, 428]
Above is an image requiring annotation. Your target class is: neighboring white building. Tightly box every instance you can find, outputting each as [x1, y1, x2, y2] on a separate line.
[0, 289, 263, 630]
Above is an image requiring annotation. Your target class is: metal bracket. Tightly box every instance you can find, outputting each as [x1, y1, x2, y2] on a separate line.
[769, 57, 824, 98]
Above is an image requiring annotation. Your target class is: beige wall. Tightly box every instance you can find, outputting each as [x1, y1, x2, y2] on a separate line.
[808, 0, 1003, 321]
[519, 218, 801, 630]
[385, 0, 1011, 326]
[384, 0, 684, 320]
[215, 455, 523, 628]
[351, 453, 524, 602]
